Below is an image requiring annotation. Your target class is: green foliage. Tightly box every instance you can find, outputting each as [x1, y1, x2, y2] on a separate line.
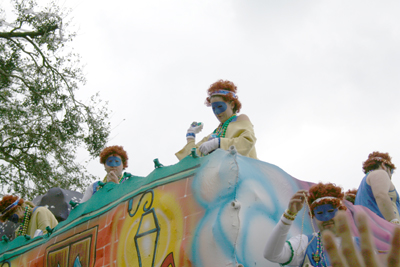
[0, 0, 110, 199]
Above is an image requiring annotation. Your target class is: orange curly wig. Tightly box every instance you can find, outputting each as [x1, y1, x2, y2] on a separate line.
[100, 145, 128, 169]
[0, 195, 24, 222]
[344, 188, 357, 204]
[308, 183, 346, 217]
[205, 80, 242, 113]
[362, 151, 396, 174]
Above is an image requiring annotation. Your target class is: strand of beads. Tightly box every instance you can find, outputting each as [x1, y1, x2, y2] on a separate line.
[312, 232, 327, 267]
[17, 206, 32, 237]
[286, 209, 297, 217]
[213, 114, 237, 138]
[390, 218, 400, 225]
[294, 192, 318, 256]
[118, 174, 125, 183]
[283, 209, 297, 221]
[303, 192, 318, 234]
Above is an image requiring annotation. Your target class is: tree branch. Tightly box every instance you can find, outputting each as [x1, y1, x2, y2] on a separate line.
[0, 68, 58, 125]
[7, 37, 45, 74]
[9, 21, 23, 34]
[23, 36, 87, 109]
[0, 25, 58, 38]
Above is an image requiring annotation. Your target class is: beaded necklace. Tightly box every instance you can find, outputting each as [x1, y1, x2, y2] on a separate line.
[296, 193, 328, 267]
[213, 114, 237, 138]
[17, 206, 32, 237]
[312, 233, 323, 265]
[312, 232, 327, 266]
[98, 174, 125, 191]
[294, 193, 317, 256]
[118, 173, 125, 183]
[103, 173, 124, 183]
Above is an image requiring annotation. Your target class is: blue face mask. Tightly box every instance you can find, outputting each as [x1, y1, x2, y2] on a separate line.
[313, 204, 338, 222]
[106, 156, 122, 167]
[8, 213, 19, 224]
[211, 101, 227, 115]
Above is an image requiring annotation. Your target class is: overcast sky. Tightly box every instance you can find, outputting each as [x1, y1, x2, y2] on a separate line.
[26, 0, 400, 192]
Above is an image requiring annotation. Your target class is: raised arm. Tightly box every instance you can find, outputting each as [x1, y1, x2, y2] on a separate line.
[264, 190, 309, 265]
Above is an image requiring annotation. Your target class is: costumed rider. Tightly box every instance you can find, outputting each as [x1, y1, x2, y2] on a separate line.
[355, 151, 400, 225]
[0, 195, 58, 238]
[264, 183, 347, 267]
[175, 79, 257, 160]
[344, 188, 357, 205]
[80, 145, 133, 203]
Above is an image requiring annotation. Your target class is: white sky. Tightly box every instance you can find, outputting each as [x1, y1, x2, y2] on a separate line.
[9, 0, 400, 192]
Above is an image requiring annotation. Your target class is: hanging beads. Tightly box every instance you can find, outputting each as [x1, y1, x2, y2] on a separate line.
[312, 232, 327, 267]
[118, 174, 125, 183]
[294, 192, 317, 256]
[295, 192, 328, 267]
[17, 206, 32, 237]
[213, 114, 237, 138]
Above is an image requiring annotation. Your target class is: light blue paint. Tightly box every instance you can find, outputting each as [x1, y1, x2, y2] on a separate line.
[211, 101, 227, 115]
[314, 204, 338, 222]
[73, 255, 82, 267]
[190, 149, 314, 267]
[106, 156, 121, 167]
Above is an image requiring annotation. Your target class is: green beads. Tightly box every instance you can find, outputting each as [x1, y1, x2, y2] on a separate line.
[213, 114, 237, 138]
[17, 206, 32, 237]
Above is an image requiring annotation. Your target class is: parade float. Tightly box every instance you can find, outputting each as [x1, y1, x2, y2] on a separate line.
[0, 147, 395, 266]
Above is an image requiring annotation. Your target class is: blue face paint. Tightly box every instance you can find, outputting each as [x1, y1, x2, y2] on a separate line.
[211, 101, 227, 115]
[313, 204, 338, 222]
[106, 156, 122, 167]
[8, 213, 19, 224]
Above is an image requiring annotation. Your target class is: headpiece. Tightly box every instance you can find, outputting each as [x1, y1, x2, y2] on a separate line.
[205, 80, 242, 113]
[100, 145, 128, 169]
[344, 189, 357, 204]
[307, 183, 346, 218]
[369, 157, 391, 165]
[210, 90, 237, 99]
[311, 196, 338, 205]
[363, 152, 396, 174]
[0, 198, 20, 217]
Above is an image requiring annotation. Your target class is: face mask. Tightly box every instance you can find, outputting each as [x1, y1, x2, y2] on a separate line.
[106, 156, 122, 167]
[8, 213, 19, 224]
[313, 203, 338, 222]
[211, 101, 227, 115]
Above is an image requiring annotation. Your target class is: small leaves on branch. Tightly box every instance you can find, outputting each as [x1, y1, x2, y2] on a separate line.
[0, 0, 110, 199]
